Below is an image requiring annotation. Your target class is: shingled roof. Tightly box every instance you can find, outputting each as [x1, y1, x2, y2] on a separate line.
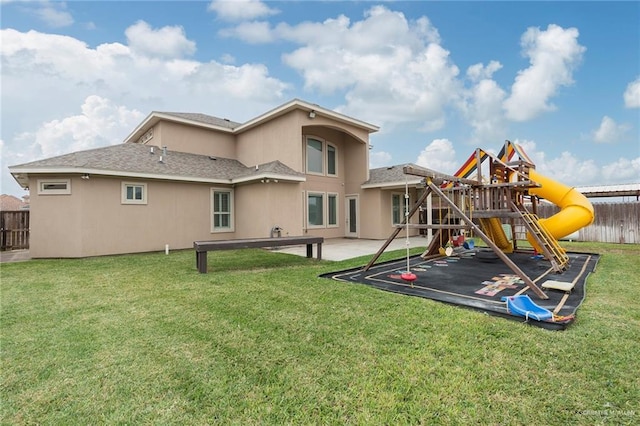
[9, 143, 304, 188]
[159, 112, 241, 130]
[362, 163, 426, 188]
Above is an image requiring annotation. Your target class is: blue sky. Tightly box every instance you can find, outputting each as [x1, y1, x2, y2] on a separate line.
[1, 0, 639, 197]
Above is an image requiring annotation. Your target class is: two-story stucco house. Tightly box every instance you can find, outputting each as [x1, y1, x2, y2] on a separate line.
[9, 99, 428, 258]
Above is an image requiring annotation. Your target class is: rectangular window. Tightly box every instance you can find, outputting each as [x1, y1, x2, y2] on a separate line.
[121, 182, 147, 204]
[327, 144, 336, 175]
[305, 137, 338, 177]
[328, 193, 338, 227]
[306, 138, 323, 174]
[212, 189, 234, 232]
[392, 193, 409, 225]
[38, 179, 71, 195]
[307, 193, 324, 227]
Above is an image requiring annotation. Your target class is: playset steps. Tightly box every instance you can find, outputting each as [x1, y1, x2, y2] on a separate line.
[516, 208, 569, 272]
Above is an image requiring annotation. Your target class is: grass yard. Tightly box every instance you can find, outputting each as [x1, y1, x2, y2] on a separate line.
[1, 242, 639, 424]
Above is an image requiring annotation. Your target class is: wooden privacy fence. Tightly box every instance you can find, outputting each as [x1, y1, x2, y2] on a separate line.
[1, 210, 30, 250]
[535, 202, 639, 244]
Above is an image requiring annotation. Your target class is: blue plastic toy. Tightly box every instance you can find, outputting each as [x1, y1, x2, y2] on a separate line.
[501, 295, 553, 321]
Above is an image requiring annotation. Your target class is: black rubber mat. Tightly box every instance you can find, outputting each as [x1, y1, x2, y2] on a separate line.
[321, 249, 599, 330]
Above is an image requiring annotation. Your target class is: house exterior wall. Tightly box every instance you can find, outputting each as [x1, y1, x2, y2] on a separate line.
[153, 121, 236, 158]
[29, 175, 83, 257]
[235, 110, 305, 169]
[29, 175, 233, 258]
[22, 104, 394, 258]
[234, 181, 304, 238]
[359, 187, 421, 240]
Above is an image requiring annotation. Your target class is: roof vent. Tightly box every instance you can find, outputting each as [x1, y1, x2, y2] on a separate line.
[150, 146, 154, 154]
[159, 156, 164, 164]
[209, 156, 217, 160]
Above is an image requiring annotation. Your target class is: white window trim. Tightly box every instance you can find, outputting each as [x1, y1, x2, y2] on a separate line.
[121, 182, 147, 205]
[304, 136, 338, 177]
[211, 188, 234, 233]
[327, 192, 339, 228]
[37, 178, 71, 195]
[391, 192, 410, 225]
[306, 191, 325, 229]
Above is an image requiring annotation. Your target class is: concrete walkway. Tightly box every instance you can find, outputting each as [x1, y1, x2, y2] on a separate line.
[0, 237, 432, 264]
[0, 249, 31, 263]
[273, 236, 430, 261]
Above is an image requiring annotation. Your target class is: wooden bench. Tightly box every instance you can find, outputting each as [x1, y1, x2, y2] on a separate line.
[194, 236, 324, 273]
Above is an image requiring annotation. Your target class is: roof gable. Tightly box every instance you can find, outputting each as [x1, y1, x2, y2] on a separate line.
[362, 163, 426, 189]
[124, 98, 379, 144]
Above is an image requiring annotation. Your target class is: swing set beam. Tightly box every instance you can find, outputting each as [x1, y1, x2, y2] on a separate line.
[362, 186, 433, 272]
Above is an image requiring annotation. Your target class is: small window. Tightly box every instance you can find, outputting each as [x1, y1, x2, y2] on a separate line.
[327, 144, 337, 176]
[392, 193, 409, 225]
[328, 193, 338, 227]
[212, 188, 234, 232]
[38, 179, 71, 195]
[307, 193, 324, 227]
[122, 182, 147, 204]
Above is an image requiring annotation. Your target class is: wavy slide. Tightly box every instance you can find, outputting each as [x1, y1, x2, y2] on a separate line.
[526, 169, 594, 249]
[479, 217, 513, 253]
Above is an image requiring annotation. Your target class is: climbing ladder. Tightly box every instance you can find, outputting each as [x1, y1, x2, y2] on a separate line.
[513, 203, 569, 272]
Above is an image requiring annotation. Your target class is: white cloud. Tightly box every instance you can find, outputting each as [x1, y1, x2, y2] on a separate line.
[2, 96, 144, 196]
[0, 26, 288, 118]
[270, 6, 458, 128]
[186, 62, 288, 102]
[504, 24, 585, 122]
[125, 21, 196, 59]
[461, 63, 507, 144]
[623, 76, 640, 108]
[466, 60, 502, 82]
[31, 1, 74, 28]
[369, 151, 393, 168]
[512, 139, 599, 185]
[593, 116, 630, 143]
[601, 157, 640, 183]
[29, 95, 144, 158]
[415, 138, 458, 174]
[1, 27, 290, 195]
[208, 0, 278, 22]
[220, 21, 275, 43]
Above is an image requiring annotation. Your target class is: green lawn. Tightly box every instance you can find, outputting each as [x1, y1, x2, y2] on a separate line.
[1, 242, 639, 424]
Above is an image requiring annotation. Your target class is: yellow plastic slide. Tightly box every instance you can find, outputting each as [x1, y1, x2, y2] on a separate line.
[527, 169, 594, 247]
[480, 217, 513, 253]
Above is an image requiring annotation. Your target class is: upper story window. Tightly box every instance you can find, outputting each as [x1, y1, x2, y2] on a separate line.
[305, 137, 337, 177]
[122, 182, 147, 204]
[38, 179, 71, 195]
[327, 145, 336, 175]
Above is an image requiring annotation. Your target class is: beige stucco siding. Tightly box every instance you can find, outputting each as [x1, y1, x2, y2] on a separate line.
[154, 121, 236, 158]
[29, 176, 231, 258]
[236, 111, 304, 169]
[359, 188, 420, 240]
[29, 176, 83, 257]
[234, 182, 303, 238]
